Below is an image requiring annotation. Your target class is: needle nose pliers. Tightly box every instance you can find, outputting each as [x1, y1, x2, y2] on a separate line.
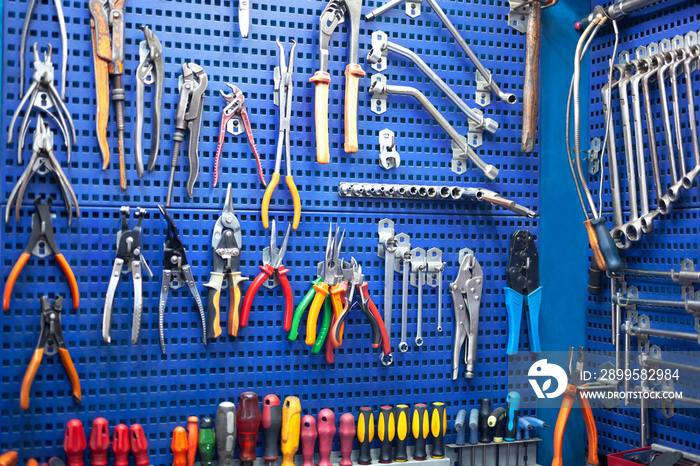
[157, 206, 207, 353]
[136, 25, 164, 173]
[3, 196, 79, 312]
[241, 220, 294, 334]
[20, 296, 81, 410]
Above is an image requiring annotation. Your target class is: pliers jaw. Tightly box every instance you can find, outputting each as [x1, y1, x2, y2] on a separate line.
[136, 26, 164, 174]
[450, 249, 483, 380]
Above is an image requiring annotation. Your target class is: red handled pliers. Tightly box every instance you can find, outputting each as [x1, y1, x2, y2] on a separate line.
[241, 220, 294, 332]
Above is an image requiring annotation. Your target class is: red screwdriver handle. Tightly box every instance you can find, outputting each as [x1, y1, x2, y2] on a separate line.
[64, 420, 87, 466]
[112, 424, 130, 466]
[339, 413, 356, 466]
[237, 392, 262, 462]
[317, 409, 336, 466]
[262, 395, 282, 462]
[241, 266, 274, 328]
[89, 418, 110, 466]
[300, 415, 318, 466]
[130, 424, 150, 466]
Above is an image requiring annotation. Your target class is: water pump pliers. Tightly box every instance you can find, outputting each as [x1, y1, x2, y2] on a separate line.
[136, 26, 164, 173]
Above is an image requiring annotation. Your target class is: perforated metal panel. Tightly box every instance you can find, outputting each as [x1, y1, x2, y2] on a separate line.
[1, 0, 539, 463]
[587, 0, 700, 456]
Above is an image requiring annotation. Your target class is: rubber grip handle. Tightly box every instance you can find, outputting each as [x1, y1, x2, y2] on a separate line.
[112, 424, 130, 466]
[89, 418, 110, 466]
[204, 273, 224, 339]
[20, 348, 44, 410]
[578, 388, 599, 466]
[237, 392, 262, 463]
[552, 386, 576, 466]
[411, 404, 428, 461]
[343, 64, 365, 154]
[378, 406, 394, 464]
[281, 397, 302, 466]
[362, 292, 391, 356]
[454, 410, 467, 446]
[310, 71, 331, 164]
[187, 416, 199, 466]
[130, 424, 150, 466]
[311, 296, 332, 355]
[357, 407, 374, 465]
[478, 399, 492, 443]
[289, 277, 322, 341]
[262, 173, 280, 230]
[58, 347, 81, 405]
[584, 218, 623, 273]
[197, 418, 215, 466]
[64, 419, 87, 466]
[487, 408, 507, 443]
[468, 409, 479, 445]
[263, 395, 282, 461]
[325, 316, 335, 365]
[525, 287, 542, 353]
[505, 391, 521, 441]
[317, 409, 336, 466]
[171, 427, 188, 466]
[520, 416, 546, 429]
[430, 402, 446, 459]
[0, 452, 17, 466]
[329, 282, 348, 348]
[338, 413, 356, 466]
[285, 176, 301, 230]
[54, 253, 79, 309]
[228, 272, 248, 337]
[4, 252, 30, 311]
[216, 402, 237, 466]
[300, 415, 318, 466]
[276, 266, 294, 332]
[394, 405, 410, 462]
[241, 267, 274, 330]
[306, 283, 330, 345]
[587, 259, 603, 295]
[504, 287, 524, 356]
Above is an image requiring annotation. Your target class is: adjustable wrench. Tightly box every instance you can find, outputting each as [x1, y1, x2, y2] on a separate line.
[395, 234, 411, 353]
[410, 248, 427, 347]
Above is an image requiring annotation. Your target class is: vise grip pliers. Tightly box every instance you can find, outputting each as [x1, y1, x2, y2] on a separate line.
[136, 26, 164, 173]
[450, 249, 483, 380]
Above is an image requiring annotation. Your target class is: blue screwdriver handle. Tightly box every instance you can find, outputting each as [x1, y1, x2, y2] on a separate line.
[454, 410, 467, 445]
[504, 287, 524, 355]
[468, 409, 479, 445]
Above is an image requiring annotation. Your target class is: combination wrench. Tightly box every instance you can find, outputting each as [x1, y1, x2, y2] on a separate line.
[411, 248, 427, 347]
[629, 60, 654, 234]
[395, 234, 411, 353]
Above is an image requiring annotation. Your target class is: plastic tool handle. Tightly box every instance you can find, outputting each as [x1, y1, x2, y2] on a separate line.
[525, 287, 543, 353]
[587, 259, 603, 295]
[187, 416, 199, 466]
[262, 395, 282, 462]
[112, 424, 130, 466]
[487, 407, 507, 443]
[0, 452, 17, 466]
[394, 405, 410, 462]
[3, 252, 30, 311]
[289, 277, 322, 341]
[217, 402, 237, 466]
[584, 218, 623, 273]
[579, 392, 599, 466]
[227, 273, 248, 337]
[172, 427, 188, 466]
[197, 417, 215, 466]
[329, 282, 348, 348]
[377, 406, 395, 464]
[238, 392, 262, 463]
[339, 413, 356, 466]
[361, 283, 392, 356]
[306, 282, 330, 345]
[430, 402, 446, 459]
[54, 253, 80, 309]
[411, 404, 428, 461]
[454, 410, 467, 446]
[89, 418, 110, 466]
[130, 424, 150, 466]
[344, 64, 365, 153]
[281, 397, 302, 466]
[311, 296, 333, 355]
[504, 287, 524, 355]
[468, 409, 479, 445]
[241, 266, 274, 330]
[310, 71, 331, 164]
[505, 391, 521, 441]
[478, 399, 492, 443]
[285, 176, 301, 230]
[205, 273, 225, 339]
[521, 416, 548, 429]
[64, 419, 87, 466]
[300, 415, 318, 466]
[261, 173, 280, 230]
[552, 386, 575, 466]
[357, 407, 374, 465]
[277, 269, 294, 332]
[20, 348, 43, 410]
[317, 409, 336, 466]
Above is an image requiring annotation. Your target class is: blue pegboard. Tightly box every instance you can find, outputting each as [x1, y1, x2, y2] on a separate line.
[1, 0, 539, 463]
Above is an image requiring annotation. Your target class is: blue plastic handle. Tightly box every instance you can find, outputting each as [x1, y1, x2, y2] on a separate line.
[455, 409, 468, 445]
[468, 409, 479, 444]
[504, 287, 524, 355]
[526, 286, 543, 353]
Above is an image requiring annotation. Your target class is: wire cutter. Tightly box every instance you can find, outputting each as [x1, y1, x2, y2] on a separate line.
[552, 347, 598, 466]
[450, 249, 483, 380]
[9, 44, 76, 165]
[103, 207, 153, 345]
[157, 206, 207, 353]
[204, 184, 248, 339]
[5, 116, 79, 226]
[89, 0, 126, 184]
[166, 63, 208, 207]
[136, 25, 164, 173]
[504, 230, 542, 355]
[241, 220, 293, 334]
[214, 83, 266, 187]
[310, 0, 365, 163]
[262, 40, 301, 231]
[3, 196, 79, 312]
[20, 296, 81, 410]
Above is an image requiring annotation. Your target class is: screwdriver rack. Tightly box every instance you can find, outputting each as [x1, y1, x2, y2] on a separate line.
[447, 439, 541, 466]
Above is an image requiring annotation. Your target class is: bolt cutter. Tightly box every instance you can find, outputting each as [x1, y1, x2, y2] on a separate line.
[450, 249, 483, 380]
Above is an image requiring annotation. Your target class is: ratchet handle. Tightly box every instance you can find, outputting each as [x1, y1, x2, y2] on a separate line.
[584, 218, 623, 274]
[344, 64, 365, 154]
[310, 71, 331, 164]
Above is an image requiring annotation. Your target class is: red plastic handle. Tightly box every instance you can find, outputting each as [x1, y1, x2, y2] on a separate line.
[361, 283, 391, 355]
[64, 420, 87, 466]
[89, 418, 110, 466]
[241, 265, 274, 327]
[112, 424, 130, 466]
[130, 424, 150, 466]
[237, 392, 262, 462]
[300, 415, 318, 466]
[317, 409, 336, 466]
[339, 413, 356, 466]
[277, 266, 294, 332]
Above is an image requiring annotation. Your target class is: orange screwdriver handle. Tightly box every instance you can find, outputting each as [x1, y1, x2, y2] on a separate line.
[241, 265, 275, 329]
[310, 71, 331, 164]
[172, 427, 188, 466]
[3, 252, 30, 312]
[0, 452, 17, 466]
[187, 416, 199, 466]
[343, 64, 365, 154]
[578, 388, 599, 466]
[20, 349, 44, 410]
[551, 385, 576, 466]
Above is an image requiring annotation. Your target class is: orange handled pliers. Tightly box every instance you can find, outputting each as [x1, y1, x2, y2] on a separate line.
[552, 346, 598, 466]
[3, 196, 79, 312]
[20, 296, 81, 410]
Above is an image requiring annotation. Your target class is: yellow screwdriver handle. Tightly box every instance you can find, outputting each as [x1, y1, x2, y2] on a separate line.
[305, 283, 330, 346]
[310, 71, 331, 164]
[285, 176, 301, 230]
[344, 64, 365, 153]
[281, 396, 302, 466]
[262, 173, 280, 230]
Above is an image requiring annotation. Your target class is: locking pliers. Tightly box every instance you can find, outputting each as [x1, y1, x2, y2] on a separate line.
[450, 249, 483, 380]
[136, 26, 164, 173]
[166, 63, 208, 207]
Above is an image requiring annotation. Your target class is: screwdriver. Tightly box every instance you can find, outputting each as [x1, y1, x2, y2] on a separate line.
[317, 409, 336, 466]
[357, 407, 374, 465]
[262, 395, 282, 466]
[187, 416, 199, 466]
[478, 399, 492, 443]
[89, 418, 110, 466]
[339, 413, 356, 466]
[0, 452, 18, 466]
[394, 405, 410, 462]
[505, 391, 521, 441]
[112, 424, 130, 466]
[130, 424, 150, 466]
[487, 407, 506, 443]
[238, 392, 262, 466]
[411, 404, 428, 461]
[454, 410, 467, 445]
[172, 427, 188, 466]
[430, 402, 446, 459]
[468, 409, 479, 466]
[517, 418, 533, 441]
[300, 415, 317, 466]
[64, 419, 87, 466]
[281, 396, 301, 466]
[197, 417, 215, 466]
[216, 402, 237, 466]
[377, 406, 394, 464]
